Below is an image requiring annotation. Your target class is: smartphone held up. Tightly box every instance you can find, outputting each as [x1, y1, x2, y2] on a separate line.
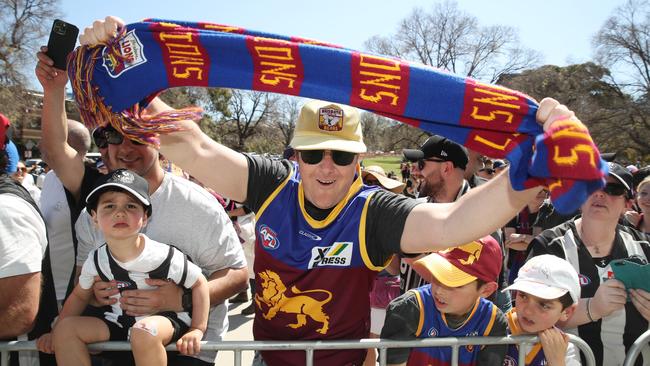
[46, 19, 79, 71]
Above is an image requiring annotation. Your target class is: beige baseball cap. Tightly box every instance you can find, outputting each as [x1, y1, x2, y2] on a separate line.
[290, 100, 366, 153]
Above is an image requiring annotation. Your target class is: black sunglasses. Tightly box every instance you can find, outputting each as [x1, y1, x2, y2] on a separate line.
[602, 182, 628, 197]
[93, 126, 144, 148]
[299, 150, 356, 166]
[417, 158, 445, 170]
[92, 127, 108, 149]
[479, 168, 496, 175]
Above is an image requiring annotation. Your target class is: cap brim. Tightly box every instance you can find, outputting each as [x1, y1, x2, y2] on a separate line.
[290, 134, 366, 153]
[412, 253, 477, 287]
[402, 149, 423, 162]
[86, 183, 151, 207]
[362, 171, 405, 193]
[609, 172, 632, 192]
[502, 280, 569, 300]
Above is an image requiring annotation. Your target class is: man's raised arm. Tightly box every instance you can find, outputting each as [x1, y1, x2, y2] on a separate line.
[35, 48, 86, 200]
[400, 98, 572, 253]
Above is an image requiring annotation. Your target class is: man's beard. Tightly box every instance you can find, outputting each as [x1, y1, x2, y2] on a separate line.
[419, 177, 444, 200]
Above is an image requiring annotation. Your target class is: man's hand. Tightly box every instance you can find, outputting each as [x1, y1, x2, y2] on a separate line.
[538, 327, 569, 366]
[92, 276, 119, 306]
[505, 233, 532, 251]
[631, 288, 650, 321]
[35, 47, 69, 90]
[120, 278, 183, 316]
[590, 279, 627, 319]
[536, 98, 577, 131]
[79, 16, 125, 46]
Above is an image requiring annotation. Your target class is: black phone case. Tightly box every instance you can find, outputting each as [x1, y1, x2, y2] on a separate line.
[46, 19, 79, 71]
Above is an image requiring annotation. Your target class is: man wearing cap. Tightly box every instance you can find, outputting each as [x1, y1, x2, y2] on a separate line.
[403, 135, 471, 204]
[400, 135, 473, 292]
[36, 49, 248, 366]
[529, 162, 650, 366]
[133, 92, 577, 366]
[0, 114, 49, 352]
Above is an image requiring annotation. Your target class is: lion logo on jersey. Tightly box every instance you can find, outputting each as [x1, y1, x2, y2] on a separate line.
[254, 270, 332, 334]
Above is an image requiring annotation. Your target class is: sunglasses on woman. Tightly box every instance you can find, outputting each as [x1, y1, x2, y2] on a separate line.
[602, 182, 628, 197]
[299, 150, 356, 166]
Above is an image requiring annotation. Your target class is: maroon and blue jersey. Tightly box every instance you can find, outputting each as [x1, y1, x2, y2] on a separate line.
[407, 286, 499, 366]
[504, 309, 547, 366]
[252, 164, 384, 366]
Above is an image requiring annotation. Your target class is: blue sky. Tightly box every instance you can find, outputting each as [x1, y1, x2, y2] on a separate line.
[33, 0, 625, 90]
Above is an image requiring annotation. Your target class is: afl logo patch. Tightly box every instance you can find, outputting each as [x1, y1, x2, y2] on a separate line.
[115, 280, 134, 290]
[427, 327, 438, 337]
[259, 225, 280, 250]
[578, 274, 591, 286]
[503, 355, 517, 366]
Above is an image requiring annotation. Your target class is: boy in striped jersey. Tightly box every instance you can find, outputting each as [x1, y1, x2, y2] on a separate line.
[36, 169, 209, 366]
[502, 255, 581, 366]
[381, 236, 507, 366]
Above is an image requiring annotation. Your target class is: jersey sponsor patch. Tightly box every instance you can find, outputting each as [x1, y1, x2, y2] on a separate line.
[427, 327, 438, 337]
[299, 229, 322, 241]
[308, 242, 353, 268]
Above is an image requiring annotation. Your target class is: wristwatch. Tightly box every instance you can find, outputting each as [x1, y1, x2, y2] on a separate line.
[182, 288, 193, 312]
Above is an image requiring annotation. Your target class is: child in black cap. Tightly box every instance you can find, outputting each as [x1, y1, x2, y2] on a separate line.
[36, 169, 209, 366]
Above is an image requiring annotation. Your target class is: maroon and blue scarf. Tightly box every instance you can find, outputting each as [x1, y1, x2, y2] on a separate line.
[67, 19, 606, 213]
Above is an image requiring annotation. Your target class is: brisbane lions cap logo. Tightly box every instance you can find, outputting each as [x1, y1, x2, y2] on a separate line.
[318, 106, 344, 132]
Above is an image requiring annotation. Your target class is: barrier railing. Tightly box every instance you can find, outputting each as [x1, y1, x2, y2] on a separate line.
[0, 335, 595, 366]
[623, 329, 650, 366]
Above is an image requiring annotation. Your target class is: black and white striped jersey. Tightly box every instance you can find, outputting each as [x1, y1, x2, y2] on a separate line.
[79, 235, 203, 329]
[529, 220, 650, 366]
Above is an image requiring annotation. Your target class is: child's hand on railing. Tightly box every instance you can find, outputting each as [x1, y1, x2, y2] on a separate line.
[176, 328, 204, 355]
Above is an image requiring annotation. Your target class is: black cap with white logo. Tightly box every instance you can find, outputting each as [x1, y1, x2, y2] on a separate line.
[86, 169, 152, 216]
[403, 135, 469, 170]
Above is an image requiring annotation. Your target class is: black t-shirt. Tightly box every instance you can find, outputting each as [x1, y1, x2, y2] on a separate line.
[244, 155, 420, 267]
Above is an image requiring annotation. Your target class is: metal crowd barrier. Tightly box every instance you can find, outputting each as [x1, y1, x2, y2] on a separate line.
[623, 329, 650, 366]
[0, 335, 595, 366]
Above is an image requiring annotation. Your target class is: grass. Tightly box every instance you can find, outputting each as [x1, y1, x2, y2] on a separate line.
[361, 154, 403, 176]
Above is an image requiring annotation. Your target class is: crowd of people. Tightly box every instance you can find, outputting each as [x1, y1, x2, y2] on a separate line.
[0, 15, 649, 366]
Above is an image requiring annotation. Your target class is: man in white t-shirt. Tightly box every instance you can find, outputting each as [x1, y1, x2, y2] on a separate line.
[0, 114, 47, 341]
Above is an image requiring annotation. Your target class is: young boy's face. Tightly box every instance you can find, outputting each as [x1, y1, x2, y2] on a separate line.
[92, 190, 147, 240]
[429, 277, 497, 317]
[515, 291, 574, 334]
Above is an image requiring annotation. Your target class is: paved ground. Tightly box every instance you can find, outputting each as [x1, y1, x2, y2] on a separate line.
[213, 300, 256, 365]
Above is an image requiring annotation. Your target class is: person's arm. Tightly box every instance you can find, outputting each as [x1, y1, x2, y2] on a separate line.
[558, 280, 627, 328]
[0, 272, 41, 339]
[176, 275, 209, 356]
[35, 48, 86, 200]
[400, 98, 574, 253]
[152, 102, 250, 202]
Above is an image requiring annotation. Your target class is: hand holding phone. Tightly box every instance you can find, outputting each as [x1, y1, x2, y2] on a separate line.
[45, 19, 79, 70]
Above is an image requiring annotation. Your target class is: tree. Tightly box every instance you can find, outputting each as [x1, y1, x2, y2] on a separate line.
[591, 0, 650, 161]
[498, 63, 649, 162]
[270, 96, 300, 149]
[221, 90, 278, 152]
[0, 0, 60, 124]
[364, 0, 541, 83]
[593, 0, 650, 97]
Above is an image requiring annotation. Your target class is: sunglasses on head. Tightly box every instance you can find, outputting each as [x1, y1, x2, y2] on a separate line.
[602, 182, 628, 197]
[417, 158, 445, 170]
[93, 126, 144, 149]
[299, 150, 356, 166]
